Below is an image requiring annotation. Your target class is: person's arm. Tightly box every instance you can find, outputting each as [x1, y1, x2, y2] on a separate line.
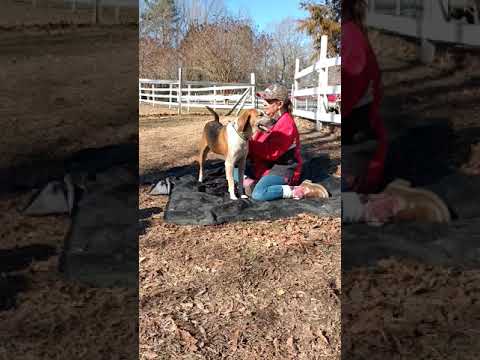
[342, 23, 367, 77]
[249, 117, 295, 162]
[341, 22, 368, 118]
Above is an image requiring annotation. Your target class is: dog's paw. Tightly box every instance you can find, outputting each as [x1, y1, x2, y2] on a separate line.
[241, 194, 249, 199]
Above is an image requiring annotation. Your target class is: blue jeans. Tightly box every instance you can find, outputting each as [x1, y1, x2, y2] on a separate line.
[234, 168, 287, 201]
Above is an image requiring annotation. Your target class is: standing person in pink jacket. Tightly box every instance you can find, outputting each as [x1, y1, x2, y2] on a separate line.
[342, 0, 387, 193]
[234, 83, 330, 201]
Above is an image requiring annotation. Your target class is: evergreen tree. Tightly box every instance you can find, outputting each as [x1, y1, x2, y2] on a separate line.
[298, 1, 340, 56]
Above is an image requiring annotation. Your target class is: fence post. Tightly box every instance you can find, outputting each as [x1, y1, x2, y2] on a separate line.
[92, 0, 97, 24]
[152, 83, 155, 106]
[178, 68, 183, 115]
[250, 73, 256, 109]
[138, 80, 141, 104]
[317, 35, 329, 131]
[395, 0, 400, 15]
[418, 0, 436, 63]
[115, 6, 120, 24]
[187, 84, 191, 113]
[71, 0, 76, 12]
[294, 58, 300, 116]
[32, 0, 37, 7]
[213, 85, 217, 110]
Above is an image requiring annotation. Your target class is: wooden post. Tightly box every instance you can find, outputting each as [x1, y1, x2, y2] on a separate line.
[152, 84, 156, 106]
[235, 88, 249, 116]
[138, 80, 141, 103]
[395, 0, 401, 15]
[32, 0, 37, 8]
[213, 85, 217, 110]
[98, 0, 103, 24]
[294, 58, 300, 116]
[169, 83, 172, 109]
[187, 84, 191, 113]
[418, 0, 436, 63]
[178, 68, 182, 115]
[92, 0, 97, 24]
[71, 0, 76, 12]
[115, 6, 120, 24]
[291, 84, 294, 112]
[317, 35, 328, 131]
[250, 73, 256, 109]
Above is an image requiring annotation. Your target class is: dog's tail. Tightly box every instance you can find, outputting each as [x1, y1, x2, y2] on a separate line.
[205, 106, 219, 122]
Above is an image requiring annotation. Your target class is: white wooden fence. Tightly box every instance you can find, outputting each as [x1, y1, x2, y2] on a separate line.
[139, 36, 342, 127]
[292, 35, 341, 128]
[367, 0, 480, 46]
[139, 70, 257, 114]
[4, 0, 137, 24]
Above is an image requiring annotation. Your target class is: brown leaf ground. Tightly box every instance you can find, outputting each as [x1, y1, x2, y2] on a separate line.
[139, 105, 341, 359]
[342, 31, 480, 359]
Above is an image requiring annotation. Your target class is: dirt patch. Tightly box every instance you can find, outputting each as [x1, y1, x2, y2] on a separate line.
[0, 26, 138, 358]
[370, 30, 480, 165]
[0, 26, 137, 169]
[0, 190, 137, 359]
[139, 105, 341, 358]
[343, 259, 480, 359]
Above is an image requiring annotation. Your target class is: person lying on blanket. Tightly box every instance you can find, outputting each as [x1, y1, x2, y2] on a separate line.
[233, 83, 329, 201]
[341, 0, 451, 225]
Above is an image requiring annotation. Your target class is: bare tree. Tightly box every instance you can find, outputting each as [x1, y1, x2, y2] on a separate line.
[267, 18, 310, 87]
[139, 38, 178, 78]
[179, 18, 261, 82]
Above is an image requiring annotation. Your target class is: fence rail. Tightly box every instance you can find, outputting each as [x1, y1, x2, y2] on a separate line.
[140, 36, 341, 127]
[139, 71, 257, 114]
[367, 0, 480, 46]
[292, 35, 341, 128]
[2, 0, 137, 25]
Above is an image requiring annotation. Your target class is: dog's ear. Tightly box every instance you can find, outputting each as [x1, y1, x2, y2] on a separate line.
[237, 110, 253, 133]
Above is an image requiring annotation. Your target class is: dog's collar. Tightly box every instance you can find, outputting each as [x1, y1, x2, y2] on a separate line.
[229, 121, 249, 142]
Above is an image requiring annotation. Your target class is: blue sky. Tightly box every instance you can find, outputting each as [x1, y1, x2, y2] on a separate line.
[226, 0, 310, 32]
[140, 0, 312, 33]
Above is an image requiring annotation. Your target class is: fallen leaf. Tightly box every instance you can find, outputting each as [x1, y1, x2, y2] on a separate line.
[178, 329, 198, 352]
[287, 336, 297, 355]
[230, 329, 241, 353]
[142, 350, 158, 359]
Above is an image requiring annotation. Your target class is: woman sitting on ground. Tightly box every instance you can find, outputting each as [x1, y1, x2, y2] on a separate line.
[235, 83, 329, 201]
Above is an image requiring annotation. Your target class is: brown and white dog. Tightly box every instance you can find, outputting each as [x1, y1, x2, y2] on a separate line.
[198, 106, 273, 200]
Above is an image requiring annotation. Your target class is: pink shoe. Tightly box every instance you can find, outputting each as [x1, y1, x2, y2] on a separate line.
[243, 177, 256, 187]
[363, 193, 402, 226]
[292, 185, 305, 199]
[292, 180, 330, 199]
